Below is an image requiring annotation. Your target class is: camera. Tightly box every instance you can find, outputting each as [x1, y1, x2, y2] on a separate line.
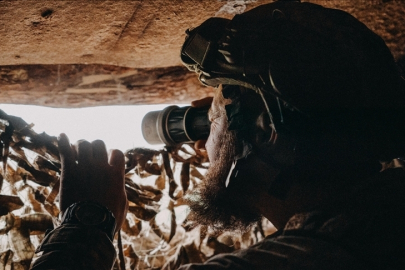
[142, 106, 210, 146]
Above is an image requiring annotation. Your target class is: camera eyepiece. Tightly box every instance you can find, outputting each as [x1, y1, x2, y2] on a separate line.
[142, 106, 210, 146]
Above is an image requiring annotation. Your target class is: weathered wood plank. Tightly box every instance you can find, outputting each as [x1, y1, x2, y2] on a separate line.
[0, 65, 213, 107]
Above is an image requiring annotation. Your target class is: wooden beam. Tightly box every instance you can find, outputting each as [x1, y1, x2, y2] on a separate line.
[0, 65, 213, 108]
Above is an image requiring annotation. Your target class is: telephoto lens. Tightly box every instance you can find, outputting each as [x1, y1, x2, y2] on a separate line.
[142, 106, 210, 146]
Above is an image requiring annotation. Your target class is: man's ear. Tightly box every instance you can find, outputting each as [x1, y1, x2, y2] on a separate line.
[253, 111, 274, 145]
[273, 132, 298, 166]
[257, 130, 299, 200]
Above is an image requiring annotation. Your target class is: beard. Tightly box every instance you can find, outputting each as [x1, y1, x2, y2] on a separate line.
[186, 128, 262, 232]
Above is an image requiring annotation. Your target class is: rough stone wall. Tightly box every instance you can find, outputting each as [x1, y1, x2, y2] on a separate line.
[0, 65, 210, 107]
[0, 0, 404, 107]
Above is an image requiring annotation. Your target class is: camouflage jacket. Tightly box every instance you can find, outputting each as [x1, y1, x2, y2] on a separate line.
[31, 168, 405, 270]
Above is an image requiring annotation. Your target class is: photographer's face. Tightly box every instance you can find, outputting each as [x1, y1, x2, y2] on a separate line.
[187, 90, 280, 231]
[205, 106, 227, 164]
[189, 87, 305, 230]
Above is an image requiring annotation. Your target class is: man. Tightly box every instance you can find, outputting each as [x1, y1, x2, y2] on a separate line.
[31, 1, 405, 269]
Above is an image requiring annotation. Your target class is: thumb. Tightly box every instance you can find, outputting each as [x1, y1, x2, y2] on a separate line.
[58, 133, 76, 173]
[57, 133, 78, 212]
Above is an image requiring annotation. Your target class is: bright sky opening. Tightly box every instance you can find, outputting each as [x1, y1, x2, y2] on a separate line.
[1, 104, 174, 152]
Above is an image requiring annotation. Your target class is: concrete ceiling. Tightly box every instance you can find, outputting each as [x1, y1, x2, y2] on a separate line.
[1, 0, 404, 107]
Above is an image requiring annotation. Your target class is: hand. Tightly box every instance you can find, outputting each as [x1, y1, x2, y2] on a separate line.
[57, 133, 128, 232]
[191, 97, 213, 151]
[191, 96, 213, 108]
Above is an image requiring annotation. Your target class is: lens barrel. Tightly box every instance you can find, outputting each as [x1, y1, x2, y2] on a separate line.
[142, 106, 210, 146]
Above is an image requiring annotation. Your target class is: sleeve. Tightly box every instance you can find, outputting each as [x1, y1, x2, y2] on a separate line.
[30, 224, 116, 270]
[177, 234, 366, 270]
[177, 248, 287, 270]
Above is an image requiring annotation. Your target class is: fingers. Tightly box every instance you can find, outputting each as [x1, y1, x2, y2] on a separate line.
[108, 149, 125, 170]
[109, 149, 125, 190]
[191, 96, 213, 108]
[91, 140, 108, 164]
[68, 139, 109, 165]
[61, 137, 121, 169]
[194, 139, 207, 151]
[74, 140, 93, 165]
